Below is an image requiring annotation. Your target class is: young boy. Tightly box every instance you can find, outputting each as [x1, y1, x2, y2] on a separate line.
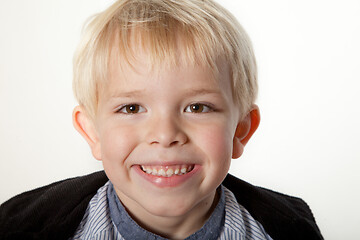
[0, 0, 323, 239]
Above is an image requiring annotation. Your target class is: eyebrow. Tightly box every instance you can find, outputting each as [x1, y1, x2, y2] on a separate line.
[183, 88, 222, 97]
[109, 88, 222, 99]
[109, 90, 145, 99]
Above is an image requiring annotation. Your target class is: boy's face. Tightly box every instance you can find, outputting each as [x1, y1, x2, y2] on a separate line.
[75, 49, 254, 227]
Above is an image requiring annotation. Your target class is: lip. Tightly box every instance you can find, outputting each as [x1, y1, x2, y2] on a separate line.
[133, 164, 200, 188]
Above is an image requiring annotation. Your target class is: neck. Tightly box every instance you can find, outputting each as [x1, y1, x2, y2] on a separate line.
[117, 190, 219, 239]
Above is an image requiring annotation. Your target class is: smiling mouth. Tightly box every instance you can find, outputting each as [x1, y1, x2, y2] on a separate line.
[140, 164, 195, 177]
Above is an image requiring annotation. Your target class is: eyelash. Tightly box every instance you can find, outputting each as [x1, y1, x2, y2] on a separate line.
[116, 104, 146, 114]
[115, 103, 215, 114]
[184, 103, 214, 113]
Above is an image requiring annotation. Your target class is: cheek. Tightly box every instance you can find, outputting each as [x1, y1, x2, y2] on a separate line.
[99, 123, 138, 164]
[99, 122, 141, 185]
[196, 122, 234, 165]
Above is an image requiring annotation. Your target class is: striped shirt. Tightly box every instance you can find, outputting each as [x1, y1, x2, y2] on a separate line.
[71, 181, 273, 240]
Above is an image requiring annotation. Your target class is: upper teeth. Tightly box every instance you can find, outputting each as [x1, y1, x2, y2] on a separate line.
[141, 165, 194, 177]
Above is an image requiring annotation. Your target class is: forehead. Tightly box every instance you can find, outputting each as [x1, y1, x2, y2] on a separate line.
[103, 32, 229, 87]
[114, 54, 215, 83]
[100, 42, 234, 103]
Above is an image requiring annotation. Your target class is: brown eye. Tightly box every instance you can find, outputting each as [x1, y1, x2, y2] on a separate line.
[185, 103, 212, 113]
[118, 104, 145, 114]
[190, 104, 204, 113]
[126, 104, 139, 113]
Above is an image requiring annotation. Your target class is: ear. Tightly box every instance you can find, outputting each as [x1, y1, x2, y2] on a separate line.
[232, 105, 260, 159]
[72, 106, 102, 160]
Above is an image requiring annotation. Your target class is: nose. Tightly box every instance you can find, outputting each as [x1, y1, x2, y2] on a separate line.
[146, 113, 188, 147]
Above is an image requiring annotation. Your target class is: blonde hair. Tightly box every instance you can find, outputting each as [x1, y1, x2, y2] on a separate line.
[73, 0, 257, 120]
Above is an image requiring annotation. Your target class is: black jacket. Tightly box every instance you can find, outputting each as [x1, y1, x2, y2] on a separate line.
[0, 171, 323, 240]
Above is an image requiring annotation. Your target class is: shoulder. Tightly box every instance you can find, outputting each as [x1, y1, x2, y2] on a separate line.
[0, 171, 108, 240]
[222, 174, 323, 240]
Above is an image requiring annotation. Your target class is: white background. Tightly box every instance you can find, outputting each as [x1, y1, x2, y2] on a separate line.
[1, 0, 359, 239]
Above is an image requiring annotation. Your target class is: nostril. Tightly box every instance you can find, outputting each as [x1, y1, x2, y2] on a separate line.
[149, 135, 187, 147]
[169, 140, 180, 146]
[146, 118, 188, 147]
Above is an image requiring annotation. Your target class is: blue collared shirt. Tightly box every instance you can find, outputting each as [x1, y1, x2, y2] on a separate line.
[72, 181, 273, 240]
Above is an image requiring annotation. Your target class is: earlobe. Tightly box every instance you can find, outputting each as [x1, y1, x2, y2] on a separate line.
[232, 105, 260, 159]
[72, 106, 102, 160]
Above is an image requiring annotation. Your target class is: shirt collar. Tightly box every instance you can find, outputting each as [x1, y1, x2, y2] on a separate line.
[107, 182, 225, 240]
